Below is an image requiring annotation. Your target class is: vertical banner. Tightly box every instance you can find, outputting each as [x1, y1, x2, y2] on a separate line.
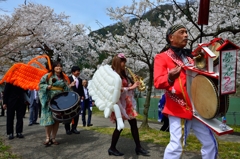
[197, 0, 210, 25]
[220, 50, 237, 94]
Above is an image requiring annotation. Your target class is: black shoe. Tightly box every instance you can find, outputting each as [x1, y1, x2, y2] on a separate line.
[33, 122, 39, 125]
[16, 133, 24, 138]
[71, 129, 80, 134]
[87, 124, 93, 127]
[66, 130, 72, 135]
[108, 148, 124, 156]
[28, 123, 33, 126]
[43, 138, 52, 147]
[135, 147, 149, 156]
[8, 134, 14, 140]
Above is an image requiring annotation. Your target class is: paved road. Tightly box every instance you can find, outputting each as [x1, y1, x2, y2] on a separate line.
[0, 112, 239, 159]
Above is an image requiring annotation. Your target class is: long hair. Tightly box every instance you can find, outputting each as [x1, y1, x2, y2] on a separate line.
[111, 55, 134, 84]
[47, 61, 70, 84]
[51, 61, 64, 78]
[111, 55, 127, 79]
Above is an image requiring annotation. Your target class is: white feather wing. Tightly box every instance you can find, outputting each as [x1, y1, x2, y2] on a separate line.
[88, 65, 122, 117]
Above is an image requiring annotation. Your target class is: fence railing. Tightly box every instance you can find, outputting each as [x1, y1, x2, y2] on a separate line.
[137, 97, 240, 126]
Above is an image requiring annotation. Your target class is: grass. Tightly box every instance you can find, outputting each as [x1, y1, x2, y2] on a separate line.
[90, 106, 240, 159]
[0, 138, 19, 159]
[231, 85, 240, 97]
[92, 106, 157, 122]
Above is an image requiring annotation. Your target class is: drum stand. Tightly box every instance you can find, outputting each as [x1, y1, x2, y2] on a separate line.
[185, 38, 239, 136]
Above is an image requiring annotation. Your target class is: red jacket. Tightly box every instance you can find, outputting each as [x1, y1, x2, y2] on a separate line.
[154, 49, 193, 120]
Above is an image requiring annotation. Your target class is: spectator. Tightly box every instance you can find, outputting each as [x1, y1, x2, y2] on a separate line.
[28, 90, 40, 126]
[81, 79, 93, 127]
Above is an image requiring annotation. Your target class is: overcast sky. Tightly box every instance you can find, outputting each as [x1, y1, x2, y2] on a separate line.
[0, 0, 184, 31]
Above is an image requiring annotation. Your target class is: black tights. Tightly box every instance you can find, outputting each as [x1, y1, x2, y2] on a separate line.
[110, 119, 141, 150]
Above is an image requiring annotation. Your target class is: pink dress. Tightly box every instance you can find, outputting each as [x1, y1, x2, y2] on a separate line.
[110, 78, 138, 122]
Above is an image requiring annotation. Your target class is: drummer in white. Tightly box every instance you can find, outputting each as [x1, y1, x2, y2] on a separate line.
[154, 24, 218, 159]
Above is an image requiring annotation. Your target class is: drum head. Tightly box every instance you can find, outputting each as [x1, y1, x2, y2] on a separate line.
[191, 75, 219, 119]
[50, 92, 80, 111]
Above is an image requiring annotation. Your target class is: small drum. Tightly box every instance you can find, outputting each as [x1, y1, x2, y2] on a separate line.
[191, 75, 229, 119]
[49, 91, 80, 122]
[207, 38, 224, 66]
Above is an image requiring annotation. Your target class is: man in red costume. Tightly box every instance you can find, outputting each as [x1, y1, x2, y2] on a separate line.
[154, 24, 218, 159]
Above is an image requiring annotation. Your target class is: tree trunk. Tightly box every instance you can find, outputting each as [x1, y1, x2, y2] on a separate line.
[139, 64, 153, 129]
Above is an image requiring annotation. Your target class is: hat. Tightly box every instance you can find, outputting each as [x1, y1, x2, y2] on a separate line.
[166, 24, 186, 43]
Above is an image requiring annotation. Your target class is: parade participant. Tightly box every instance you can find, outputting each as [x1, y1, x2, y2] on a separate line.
[108, 53, 149, 156]
[0, 55, 50, 91]
[0, 55, 51, 140]
[154, 24, 218, 159]
[39, 61, 75, 146]
[3, 83, 29, 139]
[64, 66, 84, 135]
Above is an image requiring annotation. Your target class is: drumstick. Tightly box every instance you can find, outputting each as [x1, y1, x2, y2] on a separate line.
[51, 100, 61, 109]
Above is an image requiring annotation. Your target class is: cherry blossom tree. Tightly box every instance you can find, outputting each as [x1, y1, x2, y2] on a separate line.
[0, 3, 98, 78]
[158, 0, 240, 94]
[91, 0, 240, 128]
[160, 0, 240, 47]
[91, 0, 167, 128]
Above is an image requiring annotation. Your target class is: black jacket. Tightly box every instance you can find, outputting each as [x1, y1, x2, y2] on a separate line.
[3, 83, 26, 107]
[68, 76, 84, 98]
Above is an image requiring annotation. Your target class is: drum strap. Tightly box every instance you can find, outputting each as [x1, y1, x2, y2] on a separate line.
[165, 77, 190, 110]
[51, 86, 63, 91]
[164, 49, 194, 67]
[179, 77, 190, 110]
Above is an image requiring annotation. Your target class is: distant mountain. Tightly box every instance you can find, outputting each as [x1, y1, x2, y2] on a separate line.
[89, 1, 195, 37]
[90, 0, 240, 37]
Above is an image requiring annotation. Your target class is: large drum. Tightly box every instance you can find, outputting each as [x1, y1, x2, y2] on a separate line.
[49, 91, 80, 122]
[191, 75, 229, 119]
